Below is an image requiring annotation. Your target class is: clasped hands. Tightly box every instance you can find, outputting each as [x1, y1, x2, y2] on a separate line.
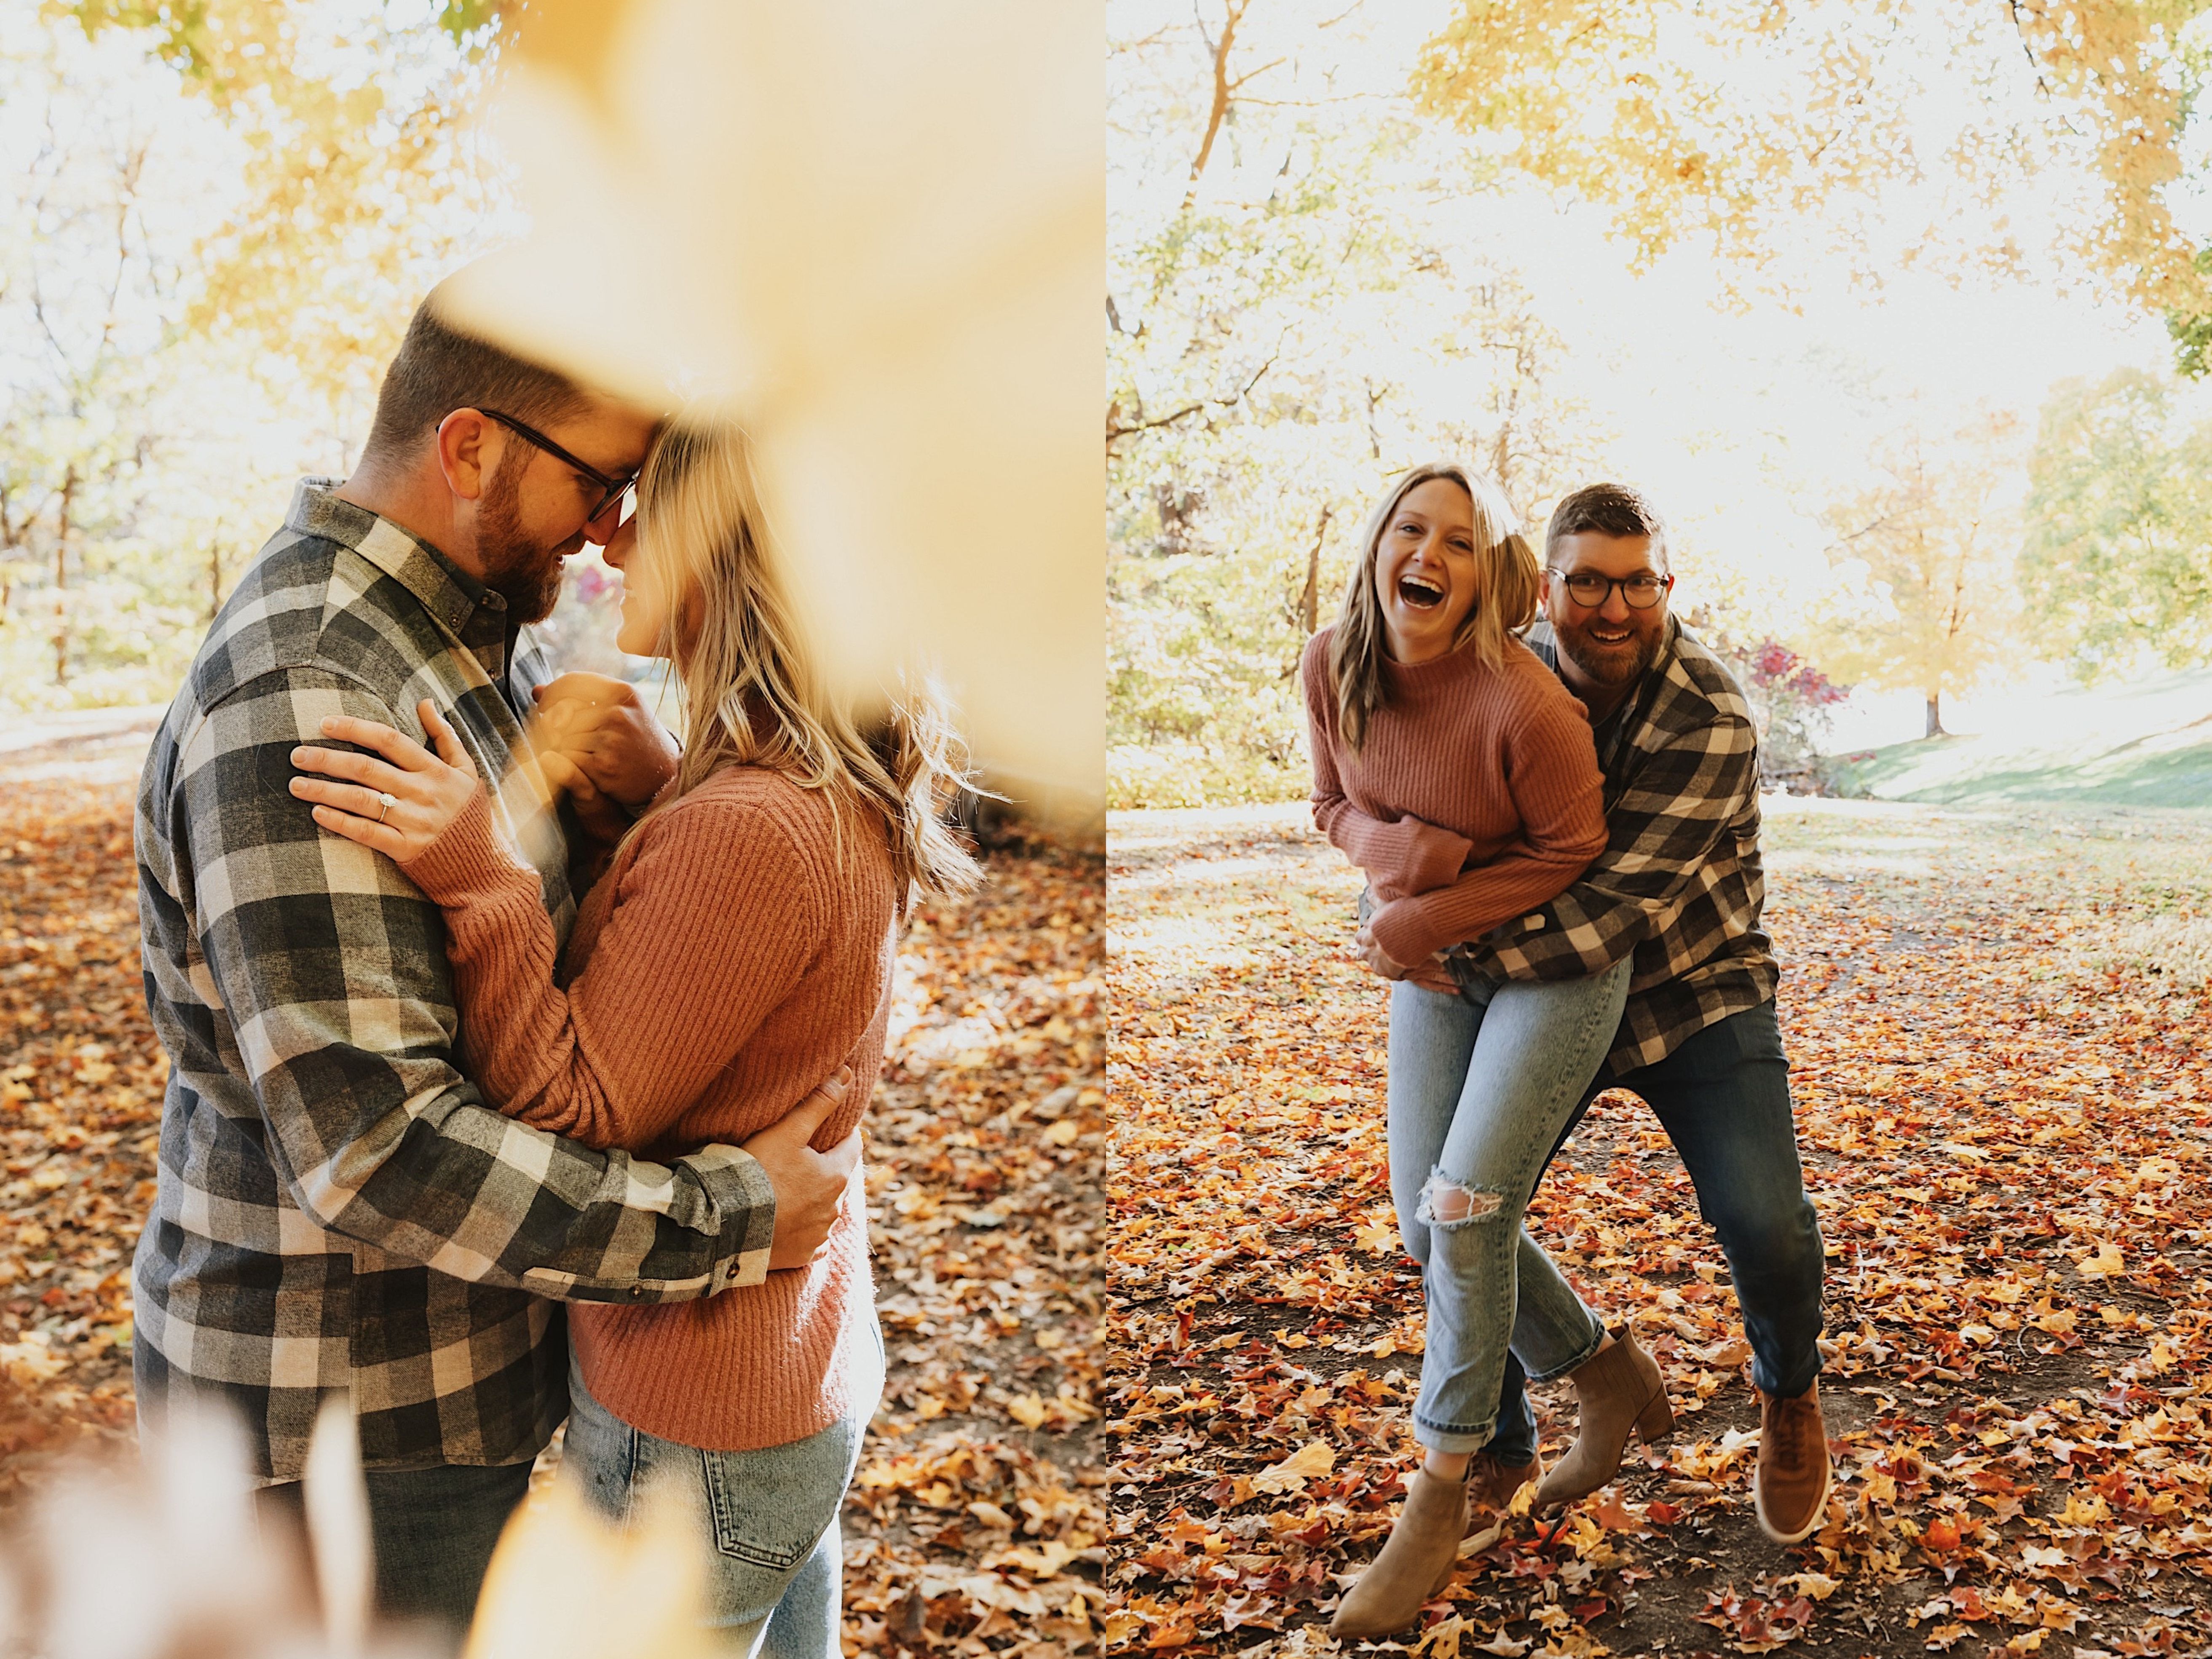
[524, 672, 682, 841]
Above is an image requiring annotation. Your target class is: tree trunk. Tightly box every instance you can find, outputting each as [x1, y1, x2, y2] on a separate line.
[1925, 692, 1944, 738]
[52, 466, 75, 687]
[1296, 504, 1332, 637]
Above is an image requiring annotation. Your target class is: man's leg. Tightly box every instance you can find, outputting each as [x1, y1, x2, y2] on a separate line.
[1621, 1002, 1823, 1398]
[1619, 1001, 1829, 1539]
[362, 1461, 537, 1645]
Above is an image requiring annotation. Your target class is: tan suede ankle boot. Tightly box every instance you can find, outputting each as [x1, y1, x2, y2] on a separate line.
[1531, 1328, 1674, 1509]
[1328, 1469, 1467, 1638]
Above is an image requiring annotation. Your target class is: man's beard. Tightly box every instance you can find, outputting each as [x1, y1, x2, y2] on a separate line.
[1555, 616, 1664, 692]
[475, 455, 573, 626]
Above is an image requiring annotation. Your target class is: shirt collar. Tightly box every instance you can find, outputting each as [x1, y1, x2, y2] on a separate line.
[286, 477, 518, 682]
[285, 478, 509, 641]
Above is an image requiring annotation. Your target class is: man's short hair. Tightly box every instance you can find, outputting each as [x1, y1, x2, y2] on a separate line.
[1545, 483, 1669, 570]
[361, 286, 591, 463]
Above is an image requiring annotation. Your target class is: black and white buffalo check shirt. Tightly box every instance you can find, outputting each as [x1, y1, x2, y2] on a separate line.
[133, 480, 776, 1483]
[1448, 616, 1779, 1076]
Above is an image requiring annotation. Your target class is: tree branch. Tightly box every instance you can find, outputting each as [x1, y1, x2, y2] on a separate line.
[1106, 353, 1277, 452]
[1184, 0, 1253, 212]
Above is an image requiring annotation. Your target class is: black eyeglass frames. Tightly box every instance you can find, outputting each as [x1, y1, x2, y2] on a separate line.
[473, 408, 637, 523]
[1545, 569, 1674, 610]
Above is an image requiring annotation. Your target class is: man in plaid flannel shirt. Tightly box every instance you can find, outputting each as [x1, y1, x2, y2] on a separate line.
[133, 293, 858, 1637]
[1417, 484, 1830, 1545]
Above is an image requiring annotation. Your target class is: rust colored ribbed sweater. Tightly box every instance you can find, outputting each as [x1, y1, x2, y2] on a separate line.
[402, 765, 897, 1452]
[1301, 626, 1608, 979]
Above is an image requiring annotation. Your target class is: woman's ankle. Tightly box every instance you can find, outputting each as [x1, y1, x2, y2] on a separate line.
[1422, 1450, 1471, 1483]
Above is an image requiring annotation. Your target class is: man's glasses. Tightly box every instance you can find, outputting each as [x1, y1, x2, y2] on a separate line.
[475, 408, 637, 524]
[1546, 569, 1674, 610]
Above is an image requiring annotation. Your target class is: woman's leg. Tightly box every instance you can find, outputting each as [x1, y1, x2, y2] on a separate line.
[558, 1316, 881, 1658]
[753, 1310, 885, 1659]
[1335, 965, 1625, 1640]
[1412, 958, 1630, 1456]
[1385, 978, 1485, 1280]
[559, 1348, 643, 1527]
[754, 1522, 842, 1659]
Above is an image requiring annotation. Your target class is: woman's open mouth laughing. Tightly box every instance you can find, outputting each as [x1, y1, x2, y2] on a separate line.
[1397, 572, 1446, 610]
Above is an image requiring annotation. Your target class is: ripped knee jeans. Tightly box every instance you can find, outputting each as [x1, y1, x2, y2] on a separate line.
[1385, 960, 1631, 1453]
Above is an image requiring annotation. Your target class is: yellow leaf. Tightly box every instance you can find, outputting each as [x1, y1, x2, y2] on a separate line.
[2073, 1242, 2124, 1278]
[1251, 1440, 1336, 1495]
[1784, 1571, 1841, 1601]
[1354, 1216, 1401, 1254]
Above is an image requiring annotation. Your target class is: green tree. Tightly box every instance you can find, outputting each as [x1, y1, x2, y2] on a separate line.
[2019, 369, 2212, 677]
[1823, 415, 2024, 739]
[62, 0, 510, 414]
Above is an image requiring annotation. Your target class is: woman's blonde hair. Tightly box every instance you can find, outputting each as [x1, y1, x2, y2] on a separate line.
[1328, 462, 1539, 751]
[629, 420, 980, 902]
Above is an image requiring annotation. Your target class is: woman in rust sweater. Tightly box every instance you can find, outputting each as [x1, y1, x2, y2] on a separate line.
[1304, 463, 1667, 1638]
[290, 421, 977, 1655]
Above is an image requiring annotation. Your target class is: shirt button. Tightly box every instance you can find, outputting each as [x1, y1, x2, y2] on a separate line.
[630, 1285, 647, 1298]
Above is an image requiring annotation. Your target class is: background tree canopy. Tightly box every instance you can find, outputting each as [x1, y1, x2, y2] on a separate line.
[1109, 0, 2212, 808]
[0, 0, 509, 707]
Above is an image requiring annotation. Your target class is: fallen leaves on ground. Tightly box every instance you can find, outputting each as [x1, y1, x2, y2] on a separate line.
[847, 821, 1109, 1654]
[1106, 798, 2212, 1657]
[0, 731, 1109, 1657]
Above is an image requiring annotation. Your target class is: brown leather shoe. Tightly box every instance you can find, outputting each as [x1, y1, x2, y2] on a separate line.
[1328, 1469, 1467, 1638]
[1754, 1379, 1832, 1544]
[1464, 1447, 1542, 1522]
[1532, 1328, 1674, 1508]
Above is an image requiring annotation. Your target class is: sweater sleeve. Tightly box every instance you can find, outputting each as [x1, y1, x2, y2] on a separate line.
[1301, 634, 1476, 896]
[399, 786, 823, 1152]
[1365, 681, 1607, 966]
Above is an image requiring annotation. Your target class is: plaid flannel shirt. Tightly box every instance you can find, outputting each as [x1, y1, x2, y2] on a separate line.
[132, 480, 777, 1483]
[1447, 616, 1779, 1076]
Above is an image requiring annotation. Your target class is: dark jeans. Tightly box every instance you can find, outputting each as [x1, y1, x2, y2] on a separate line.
[257, 1459, 536, 1649]
[1486, 998, 1825, 1465]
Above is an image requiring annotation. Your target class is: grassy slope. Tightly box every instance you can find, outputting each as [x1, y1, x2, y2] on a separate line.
[1832, 666, 2212, 809]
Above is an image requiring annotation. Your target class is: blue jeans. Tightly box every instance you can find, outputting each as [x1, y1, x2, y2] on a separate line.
[560, 1313, 884, 1658]
[1486, 999, 1826, 1465]
[1387, 960, 1631, 1453]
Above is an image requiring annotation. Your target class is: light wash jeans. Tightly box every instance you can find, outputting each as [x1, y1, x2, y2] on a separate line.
[560, 1311, 886, 1658]
[1387, 960, 1631, 1453]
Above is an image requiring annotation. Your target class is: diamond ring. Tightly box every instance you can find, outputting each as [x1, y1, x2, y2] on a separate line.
[375, 791, 399, 823]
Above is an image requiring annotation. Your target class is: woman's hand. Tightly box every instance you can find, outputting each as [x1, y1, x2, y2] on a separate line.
[290, 700, 482, 864]
[1354, 917, 1416, 981]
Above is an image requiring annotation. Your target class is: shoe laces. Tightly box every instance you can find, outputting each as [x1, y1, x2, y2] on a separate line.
[1767, 1391, 1813, 1463]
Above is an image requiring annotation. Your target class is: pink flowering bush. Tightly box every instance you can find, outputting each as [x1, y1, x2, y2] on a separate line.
[1690, 615, 1853, 791]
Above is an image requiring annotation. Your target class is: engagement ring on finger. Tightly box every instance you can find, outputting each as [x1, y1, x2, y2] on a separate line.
[375, 791, 398, 822]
